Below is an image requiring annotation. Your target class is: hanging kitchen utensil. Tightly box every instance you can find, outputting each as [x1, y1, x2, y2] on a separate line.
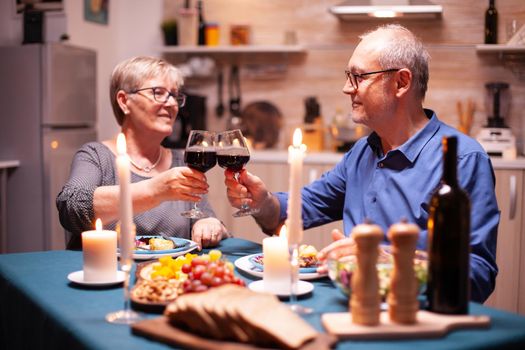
[215, 68, 225, 118]
[227, 65, 242, 129]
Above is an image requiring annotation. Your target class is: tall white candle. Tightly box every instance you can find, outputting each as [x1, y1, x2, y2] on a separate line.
[116, 133, 134, 266]
[82, 219, 117, 282]
[263, 231, 290, 293]
[286, 128, 307, 245]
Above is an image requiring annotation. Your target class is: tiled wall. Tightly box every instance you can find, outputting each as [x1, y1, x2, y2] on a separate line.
[163, 0, 525, 153]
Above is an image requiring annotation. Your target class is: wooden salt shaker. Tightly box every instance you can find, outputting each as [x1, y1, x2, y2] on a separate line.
[387, 219, 420, 324]
[350, 221, 383, 326]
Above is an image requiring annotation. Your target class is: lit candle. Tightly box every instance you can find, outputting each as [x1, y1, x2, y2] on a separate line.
[116, 133, 134, 266]
[286, 128, 307, 245]
[82, 219, 117, 282]
[263, 226, 290, 293]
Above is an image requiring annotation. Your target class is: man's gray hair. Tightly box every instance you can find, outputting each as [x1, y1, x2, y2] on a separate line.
[360, 24, 430, 99]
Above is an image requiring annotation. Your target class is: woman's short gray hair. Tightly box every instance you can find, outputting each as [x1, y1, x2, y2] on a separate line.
[109, 56, 184, 125]
[360, 24, 430, 99]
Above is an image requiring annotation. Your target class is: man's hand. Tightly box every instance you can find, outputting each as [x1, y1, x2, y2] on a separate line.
[317, 229, 355, 274]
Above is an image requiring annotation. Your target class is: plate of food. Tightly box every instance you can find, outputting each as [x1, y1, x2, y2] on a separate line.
[235, 244, 327, 281]
[131, 249, 245, 312]
[118, 236, 198, 260]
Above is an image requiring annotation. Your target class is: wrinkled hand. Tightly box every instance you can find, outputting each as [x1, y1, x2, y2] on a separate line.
[191, 217, 228, 250]
[224, 169, 268, 210]
[152, 166, 209, 203]
[317, 229, 355, 274]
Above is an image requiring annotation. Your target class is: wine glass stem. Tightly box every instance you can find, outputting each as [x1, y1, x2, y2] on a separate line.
[289, 244, 299, 305]
[122, 263, 132, 311]
[234, 171, 249, 210]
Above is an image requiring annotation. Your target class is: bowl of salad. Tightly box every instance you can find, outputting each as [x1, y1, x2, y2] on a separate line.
[327, 245, 428, 300]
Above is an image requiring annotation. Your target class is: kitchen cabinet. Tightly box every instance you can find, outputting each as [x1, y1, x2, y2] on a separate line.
[485, 168, 525, 315]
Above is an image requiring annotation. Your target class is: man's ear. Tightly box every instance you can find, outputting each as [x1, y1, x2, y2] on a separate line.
[116, 90, 130, 115]
[395, 68, 412, 98]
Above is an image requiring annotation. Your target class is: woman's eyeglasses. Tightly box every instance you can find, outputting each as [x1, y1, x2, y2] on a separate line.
[130, 87, 186, 107]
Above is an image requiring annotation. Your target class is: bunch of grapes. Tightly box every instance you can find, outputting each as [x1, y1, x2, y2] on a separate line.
[181, 252, 245, 293]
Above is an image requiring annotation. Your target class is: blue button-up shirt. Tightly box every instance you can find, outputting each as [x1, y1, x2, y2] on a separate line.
[275, 110, 499, 302]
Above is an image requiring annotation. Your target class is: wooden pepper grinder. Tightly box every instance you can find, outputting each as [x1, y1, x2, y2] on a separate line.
[387, 218, 420, 324]
[350, 220, 383, 326]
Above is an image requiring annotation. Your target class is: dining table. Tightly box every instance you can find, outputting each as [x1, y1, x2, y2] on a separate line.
[1, 237, 525, 350]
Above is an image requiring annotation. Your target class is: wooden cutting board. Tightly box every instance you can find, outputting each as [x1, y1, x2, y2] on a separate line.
[132, 316, 337, 350]
[322, 311, 490, 340]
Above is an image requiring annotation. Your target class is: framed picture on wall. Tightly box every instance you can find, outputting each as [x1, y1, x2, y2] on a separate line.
[84, 0, 109, 25]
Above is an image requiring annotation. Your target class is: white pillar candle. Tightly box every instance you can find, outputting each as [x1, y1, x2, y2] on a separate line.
[82, 219, 117, 282]
[286, 128, 307, 245]
[116, 133, 134, 266]
[263, 232, 290, 293]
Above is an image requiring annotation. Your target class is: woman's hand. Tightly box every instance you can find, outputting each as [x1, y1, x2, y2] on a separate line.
[151, 166, 209, 203]
[191, 217, 228, 250]
[224, 169, 269, 210]
[317, 229, 355, 274]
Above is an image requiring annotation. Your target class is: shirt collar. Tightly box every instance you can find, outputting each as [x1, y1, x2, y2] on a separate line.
[366, 109, 439, 165]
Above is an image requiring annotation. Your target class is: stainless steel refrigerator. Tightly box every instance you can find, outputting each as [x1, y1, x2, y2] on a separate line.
[0, 43, 97, 252]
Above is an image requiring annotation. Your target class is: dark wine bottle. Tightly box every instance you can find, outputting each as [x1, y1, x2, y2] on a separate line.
[427, 136, 470, 314]
[197, 0, 206, 46]
[484, 0, 498, 44]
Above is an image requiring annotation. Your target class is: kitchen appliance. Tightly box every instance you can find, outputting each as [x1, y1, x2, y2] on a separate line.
[0, 43, 97, 252]
[476, 82, 517, 157]
[329, 0, 443, 20]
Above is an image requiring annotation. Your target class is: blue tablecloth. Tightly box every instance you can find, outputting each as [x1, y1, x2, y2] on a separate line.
[1, 238, 525, 349]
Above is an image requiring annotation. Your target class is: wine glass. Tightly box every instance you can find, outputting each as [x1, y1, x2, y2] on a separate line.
[180, 130, 217, 219]
[217, 129, 259, 217]
[106, 223, 142, 324]
[285, 224, 313, 314]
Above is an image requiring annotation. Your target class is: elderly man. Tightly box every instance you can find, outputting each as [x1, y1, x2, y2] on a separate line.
[224, 24, 499, 303]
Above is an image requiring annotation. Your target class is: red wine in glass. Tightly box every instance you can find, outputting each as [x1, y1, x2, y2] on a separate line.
[185, 149, 217, 173]
[181, 130, 216, 219]
[217, 130, 259, 217]
[217, 151, 250, 172]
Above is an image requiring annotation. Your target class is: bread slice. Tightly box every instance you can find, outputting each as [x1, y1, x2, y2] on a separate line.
[164, 284, 319, 349]
[236, 294, 318, 349]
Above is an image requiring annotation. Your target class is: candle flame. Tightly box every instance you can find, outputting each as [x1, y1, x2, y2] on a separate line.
[293, 128, 302, 147]
[95, 218, 102, 231]
[279, 225, 287, 240]
[116, 133, 127, 155]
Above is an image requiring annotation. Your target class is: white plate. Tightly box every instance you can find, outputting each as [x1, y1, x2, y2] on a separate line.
[248, 280, 314, 297]
[117, 238, 198, 261]
[67, 270, 126, 286]
[234, 254, 327, 281]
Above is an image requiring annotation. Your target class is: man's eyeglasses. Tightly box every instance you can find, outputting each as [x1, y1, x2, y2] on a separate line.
[130, 87, 186, 107]
[344, 68, 400, 90]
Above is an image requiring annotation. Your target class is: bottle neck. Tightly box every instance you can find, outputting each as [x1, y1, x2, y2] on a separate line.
[489, 0, 495, 8]
[442, 137, 458, 187]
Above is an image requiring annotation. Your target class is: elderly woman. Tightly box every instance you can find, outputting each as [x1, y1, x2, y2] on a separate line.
[57, 56, 227, 250]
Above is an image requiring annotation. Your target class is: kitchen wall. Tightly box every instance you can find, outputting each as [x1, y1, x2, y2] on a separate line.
[1, 1, 524, 152]
[164, 0, 525, 153]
